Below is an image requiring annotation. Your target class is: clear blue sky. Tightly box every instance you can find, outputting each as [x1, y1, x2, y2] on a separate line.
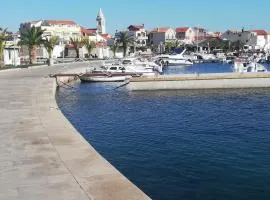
[1, 0, 270, 33]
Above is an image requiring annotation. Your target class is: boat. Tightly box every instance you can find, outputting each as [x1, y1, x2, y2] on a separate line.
[153, 49, 193, 66]
[122, 57, 163, 73]
[97, 63, 157, 77]
[79, 72, 130, 82]
[233, 60, 267, 73]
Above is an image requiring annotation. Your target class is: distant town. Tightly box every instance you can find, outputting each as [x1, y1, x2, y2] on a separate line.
[0, 8, 270, 67]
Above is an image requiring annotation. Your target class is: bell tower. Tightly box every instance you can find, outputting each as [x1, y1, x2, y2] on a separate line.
[96, 8, 106, 34]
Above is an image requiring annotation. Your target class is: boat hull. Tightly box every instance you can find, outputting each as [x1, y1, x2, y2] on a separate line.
[79, 75, 127, 82]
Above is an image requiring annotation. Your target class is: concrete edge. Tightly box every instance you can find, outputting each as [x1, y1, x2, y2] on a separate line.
[37, 74, 151, 199]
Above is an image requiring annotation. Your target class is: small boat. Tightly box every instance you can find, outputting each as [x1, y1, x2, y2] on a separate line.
[233, 59, 267, 73]
[79, 73, 129, 82]
[153, 49, 193, 66]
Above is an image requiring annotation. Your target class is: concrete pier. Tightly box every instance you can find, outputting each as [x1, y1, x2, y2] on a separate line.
[0, 62, 150, 200]
[127, 72, 270, 91]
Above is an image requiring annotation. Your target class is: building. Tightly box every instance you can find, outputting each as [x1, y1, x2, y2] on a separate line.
[221, 29, 252, 44]
[3, 34, 20, 66]
[127, 24, 148, 50]
[175, 27, 208, 44]
[96, 8, 106, 34]
[248, 30, 268, 50]
[148, 27, 176, 46]
[20, 20, 82, 58]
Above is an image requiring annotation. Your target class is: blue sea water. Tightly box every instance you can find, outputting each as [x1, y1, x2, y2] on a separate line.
[56, 63, 270, 200]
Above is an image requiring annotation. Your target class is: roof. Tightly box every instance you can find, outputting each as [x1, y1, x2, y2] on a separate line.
[81, 28, 97, 36]
[128, 24, 144, 31]
[250, 30, 268, 36]
[150, 27, 170, 33]
[46, 20, 77, 25]
[175, 27, 189, 33]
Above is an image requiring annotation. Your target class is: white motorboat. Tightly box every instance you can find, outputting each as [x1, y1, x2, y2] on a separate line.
[154, 49, 193, 66]
[233, 60, 267, 73]
[122, 57, 163, 73]
[98, 63, 157, 77]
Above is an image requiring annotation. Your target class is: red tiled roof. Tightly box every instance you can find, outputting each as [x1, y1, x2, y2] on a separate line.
[150, 27, 170, 33]
[175, 27, 189, 33]
[250, 30, 268, 36]
[46, 20, 76, 25]
[81, 28, 97, 36]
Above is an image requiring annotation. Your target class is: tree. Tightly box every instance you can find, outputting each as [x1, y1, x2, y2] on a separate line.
[116, 31, 133, 57]
[83, 38, 96, 58]
[110, 43, 118, 58]
[0, 28, 7, 68]
[44, 36, 59, 65]
[19, 26, 45, 64]
[70, 37, 85, 58]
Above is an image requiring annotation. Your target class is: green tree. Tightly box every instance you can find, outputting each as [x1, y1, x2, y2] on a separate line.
[44, 36, 59, 59]
[70, 37, 85, 58]
[19, 26, 45, 64]
[116, 31, 133, 57]
[83, 38, 96, 58]
[0, 28, 7, 68]
[110, 43, 118, 58]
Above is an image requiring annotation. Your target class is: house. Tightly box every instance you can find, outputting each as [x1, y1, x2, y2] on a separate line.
[3, 34, 20, 66]
[221, 29, 252, 45]
[81, 28, 110, 58]
[175, 27, 208, 44]
[127, 24, 148, 50]
[248, 30, 268, 50]
[148, 27, 176, 46]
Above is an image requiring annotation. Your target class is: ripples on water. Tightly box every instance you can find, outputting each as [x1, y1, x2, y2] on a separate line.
[57, 63, 270, 200]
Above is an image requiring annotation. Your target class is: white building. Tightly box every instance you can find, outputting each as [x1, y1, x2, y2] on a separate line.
[148, 27, 176, 46]
[127, 24, 148, 49]
[175, 27, 208, 44]
[20, 20, 82, 58]
[247, 30, 268, 50]
[3, 39, 20, 66]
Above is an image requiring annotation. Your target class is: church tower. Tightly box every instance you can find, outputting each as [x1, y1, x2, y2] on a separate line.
[96, 8, 106, 34]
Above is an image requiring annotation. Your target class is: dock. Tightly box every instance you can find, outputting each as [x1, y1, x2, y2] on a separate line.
[127, 72, 270, 91]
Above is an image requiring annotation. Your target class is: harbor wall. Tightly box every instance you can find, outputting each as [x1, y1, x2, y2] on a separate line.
[0, 62, 151, 200]
[127, 72, 270, 91]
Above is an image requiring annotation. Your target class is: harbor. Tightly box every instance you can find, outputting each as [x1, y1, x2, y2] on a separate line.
[2, 1, 270, 200]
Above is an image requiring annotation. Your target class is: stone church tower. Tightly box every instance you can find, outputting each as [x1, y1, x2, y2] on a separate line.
[96, 8, 106, 34]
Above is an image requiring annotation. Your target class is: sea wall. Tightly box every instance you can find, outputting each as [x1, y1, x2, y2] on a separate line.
[0, 62, 150, 200]
[127, 72, 270, 91]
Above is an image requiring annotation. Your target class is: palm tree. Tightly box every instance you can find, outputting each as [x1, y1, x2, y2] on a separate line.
[19, 26, 45, 64]
[116, 31, 133, 57]
[0, 28, 7, 68]
[110, 43, 119, 58]
[70, 37, 85, 58]
[83, 38, 96, 58]
[44, 36, 59, 65]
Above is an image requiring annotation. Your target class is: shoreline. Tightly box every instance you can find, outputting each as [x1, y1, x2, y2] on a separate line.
[0, 63, 150, 200]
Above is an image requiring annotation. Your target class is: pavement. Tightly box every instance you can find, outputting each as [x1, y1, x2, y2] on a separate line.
[0, 62, 151, 200]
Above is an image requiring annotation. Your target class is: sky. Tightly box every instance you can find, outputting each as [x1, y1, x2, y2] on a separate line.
[1, 0, 270, 34]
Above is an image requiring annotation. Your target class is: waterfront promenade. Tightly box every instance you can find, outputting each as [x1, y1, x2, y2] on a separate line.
[0, 62, 150, 200]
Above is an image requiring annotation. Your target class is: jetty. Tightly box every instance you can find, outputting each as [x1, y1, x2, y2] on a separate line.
[127, 72, 270, 91]
[0, 62, 150, 200]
